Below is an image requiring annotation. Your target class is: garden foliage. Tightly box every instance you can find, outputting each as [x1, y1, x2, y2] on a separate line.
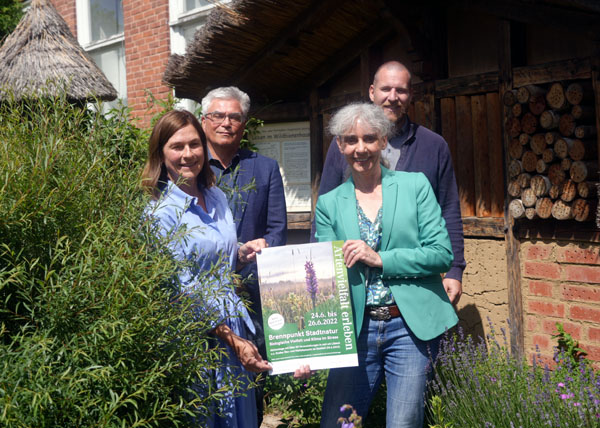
[0, 94, 244, 427]
[429, 323, 600, 428]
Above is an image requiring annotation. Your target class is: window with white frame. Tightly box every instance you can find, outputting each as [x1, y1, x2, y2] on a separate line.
[169, 0, 230, 112]
[76, 0, 127, 108]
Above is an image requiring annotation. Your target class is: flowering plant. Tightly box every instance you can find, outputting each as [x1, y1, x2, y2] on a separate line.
[338, 404, 362, 428]
[428, 322, 600, 427]
[305, 260, 318, 309]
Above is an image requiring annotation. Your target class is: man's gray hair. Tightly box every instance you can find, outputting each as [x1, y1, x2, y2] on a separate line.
[328, 103, 394, 138]
[201, 86, 251, 118]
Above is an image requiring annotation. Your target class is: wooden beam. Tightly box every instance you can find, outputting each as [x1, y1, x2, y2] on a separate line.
[462, 217, 505, 238]
[513, 58, 592, 87]
[440, 97, 458, 164]
[435, 72, 499, 98]
[457, 0, 600, 38]
[287, 212, 311, 230]
[486, 92, 505, 217]
[252, 101, 309, 122]
[455, 95, 476, 217]
[472, 95, 492, 217]
[318, 92, 362, 114]
[517, 219, 600, 242]
[360, 51, 371, 100]
[498, 19, 524, 360]
[309, 88, 323, 216]
[233, 0, 344, 87]
[301, 19, 394, 91]
[593, 43, 600, 228]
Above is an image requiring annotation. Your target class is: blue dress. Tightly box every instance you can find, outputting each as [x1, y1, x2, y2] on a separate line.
[148, 181, 257, 428]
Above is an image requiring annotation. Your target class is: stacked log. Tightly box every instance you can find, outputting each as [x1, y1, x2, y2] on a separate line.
[504, 79, 598, 222]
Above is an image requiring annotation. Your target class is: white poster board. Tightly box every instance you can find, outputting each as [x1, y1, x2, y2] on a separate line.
[257, 241, 358, 375]
[253, 122, 311, 212]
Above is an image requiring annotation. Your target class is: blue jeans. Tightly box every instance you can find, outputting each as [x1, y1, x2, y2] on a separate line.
[320, 314, 440, 428]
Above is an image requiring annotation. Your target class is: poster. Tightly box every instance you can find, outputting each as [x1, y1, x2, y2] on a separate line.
[256, 241, 358, 375]
[252, 122, 311, 212]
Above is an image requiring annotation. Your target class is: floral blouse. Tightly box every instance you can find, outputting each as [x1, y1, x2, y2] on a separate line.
[356, 200, 394, 306]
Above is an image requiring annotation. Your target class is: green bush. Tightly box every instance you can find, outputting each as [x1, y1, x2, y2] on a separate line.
[0, 94, 244, 427]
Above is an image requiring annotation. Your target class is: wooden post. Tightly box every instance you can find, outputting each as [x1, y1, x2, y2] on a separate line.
[310, 88, 323, 216]
[592, 46, 600, 178]
[593, 43, 600, 228]
[499, 20, 524, 359]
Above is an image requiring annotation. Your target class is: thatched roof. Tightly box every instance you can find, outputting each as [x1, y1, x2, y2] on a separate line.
[163, 0, 600, 104]
[0, 0, 117, 102]
[163, 0, 392, 103]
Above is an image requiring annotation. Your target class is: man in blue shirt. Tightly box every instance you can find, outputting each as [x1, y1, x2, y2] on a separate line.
[318, 61, 466, 304]
[201, 86, 287, 425]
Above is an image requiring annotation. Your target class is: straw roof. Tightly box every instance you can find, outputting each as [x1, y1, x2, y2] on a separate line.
[163, 0, 600, 103]
[0, 0, 117, 102]
[163, 0, 393, 102]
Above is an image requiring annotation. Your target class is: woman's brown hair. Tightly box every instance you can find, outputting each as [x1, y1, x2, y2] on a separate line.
[141, 110, 215, 199]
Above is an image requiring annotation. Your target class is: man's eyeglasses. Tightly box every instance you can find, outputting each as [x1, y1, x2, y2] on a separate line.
[204, 111, 244, 124]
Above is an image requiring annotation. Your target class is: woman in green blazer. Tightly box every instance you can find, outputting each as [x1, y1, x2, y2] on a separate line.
[315, 103, 458, 428]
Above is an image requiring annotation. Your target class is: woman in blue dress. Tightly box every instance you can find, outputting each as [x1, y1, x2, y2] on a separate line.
[141, 110, 271, 428]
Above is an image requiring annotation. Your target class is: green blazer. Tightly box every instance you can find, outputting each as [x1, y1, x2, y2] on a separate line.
[315, 167, 458, 341]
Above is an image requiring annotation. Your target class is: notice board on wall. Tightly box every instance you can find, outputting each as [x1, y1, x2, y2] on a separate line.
[252, 122, 311, 212]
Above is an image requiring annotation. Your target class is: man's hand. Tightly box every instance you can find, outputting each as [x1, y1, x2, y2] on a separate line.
[237, 238, 268, 266]
[214, 324, 272, 373]
[443, 277, 462, 305]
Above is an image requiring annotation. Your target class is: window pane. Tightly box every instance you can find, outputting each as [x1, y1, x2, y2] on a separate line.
[89, 42, 127, 108]
[182, 21, 204, 42]
[184, 0, 211, 12]
[90, 0, 123, 41]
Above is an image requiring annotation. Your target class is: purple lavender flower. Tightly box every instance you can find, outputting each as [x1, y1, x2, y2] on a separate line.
[305, 260, 318, 309]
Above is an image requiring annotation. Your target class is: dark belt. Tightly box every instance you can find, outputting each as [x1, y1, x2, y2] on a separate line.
[367, 304, 401, 321]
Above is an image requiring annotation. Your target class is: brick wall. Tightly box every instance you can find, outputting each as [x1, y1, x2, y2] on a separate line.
[122, 0, 172, 127]
[523, 241, 600, 365]
[52, 0, 173, 128]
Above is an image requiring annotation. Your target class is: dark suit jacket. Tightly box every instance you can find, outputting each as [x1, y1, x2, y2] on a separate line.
[210, 148, 287, 324]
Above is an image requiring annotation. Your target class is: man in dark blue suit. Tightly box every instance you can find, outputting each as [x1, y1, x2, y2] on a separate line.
[201, 86, 287, 424]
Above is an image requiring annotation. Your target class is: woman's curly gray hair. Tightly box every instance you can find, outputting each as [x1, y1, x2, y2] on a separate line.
[328, 102, 393, 138]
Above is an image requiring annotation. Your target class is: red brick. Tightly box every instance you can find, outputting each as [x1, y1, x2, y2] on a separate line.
[532, 334, 551, 350]
[570, 305, 600, 323]
[528, 300, 565, 317]
[588, 327, 600, 343]
[564, 265, 600, 284]
[529, 352, 556, 369]
[526, 315, 539, 332]
[526, 244, 553, 261]
[541, 320, 581, 339]
[524, 261, 561, 280]
[557, 247, 600, 265]
[562, 284, 600, 302]
[529, 280, 553, 297]
[579, 343, 600, 363]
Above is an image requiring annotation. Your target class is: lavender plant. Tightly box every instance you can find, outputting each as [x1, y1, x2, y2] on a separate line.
[338, 404, 363, 428]
[428, 323, 600, 428]
[305, 260, 318, 310]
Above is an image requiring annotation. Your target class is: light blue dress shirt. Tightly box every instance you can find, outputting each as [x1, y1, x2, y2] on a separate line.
[148, 181, 258, 428]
